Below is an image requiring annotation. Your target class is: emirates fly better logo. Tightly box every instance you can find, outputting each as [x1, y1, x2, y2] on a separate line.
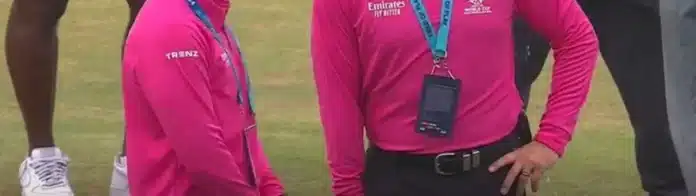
[464, 0, 492, 15]
[368, 0, 406, 18]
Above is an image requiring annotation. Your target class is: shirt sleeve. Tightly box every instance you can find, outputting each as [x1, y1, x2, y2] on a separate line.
[310, 0, 366, 195]
[131, 24, 258, 196]
[515, 0, 599, 156]
[247, 128, 286, 196]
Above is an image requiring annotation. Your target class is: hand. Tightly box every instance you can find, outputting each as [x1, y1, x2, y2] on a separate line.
[488, 141, 559, 195]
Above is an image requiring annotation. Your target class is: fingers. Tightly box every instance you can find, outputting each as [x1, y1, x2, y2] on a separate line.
[530, 169, 543, 192]
[489, 152, 517, 172]
[501, 162, 523, 194]
[516, 182, 527, 196]
[516, 167, 532, 196]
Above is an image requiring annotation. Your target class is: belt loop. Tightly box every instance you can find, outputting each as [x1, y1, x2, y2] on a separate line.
[462, 153, 471, 171]
[471, 150, 480, 168]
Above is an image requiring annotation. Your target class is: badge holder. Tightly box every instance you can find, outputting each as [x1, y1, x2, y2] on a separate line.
[415, 56, 461, 137]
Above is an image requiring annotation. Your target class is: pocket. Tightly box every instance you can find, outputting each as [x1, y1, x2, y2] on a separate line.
[473, 164, 514, 196]
[362, 147, 403, 196]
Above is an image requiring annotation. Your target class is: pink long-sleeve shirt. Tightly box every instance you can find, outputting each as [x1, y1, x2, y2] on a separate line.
[311, 0, 598, 195]
[122, 0, 284, 195]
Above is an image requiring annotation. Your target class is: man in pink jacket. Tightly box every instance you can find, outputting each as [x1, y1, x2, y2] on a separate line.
[122, 0, 285, 195]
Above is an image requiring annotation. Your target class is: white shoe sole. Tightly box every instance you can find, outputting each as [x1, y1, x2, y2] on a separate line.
[20, 190, 74, 196]
[110, 187, 130, 196]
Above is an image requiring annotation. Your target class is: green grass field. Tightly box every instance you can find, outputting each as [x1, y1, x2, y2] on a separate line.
[0, 0, 645, 195]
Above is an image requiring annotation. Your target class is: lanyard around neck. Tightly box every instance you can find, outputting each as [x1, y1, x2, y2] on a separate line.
[409, 0, 453, 64]
[186, 1, 258, 186]
[186, 0, 255, 113]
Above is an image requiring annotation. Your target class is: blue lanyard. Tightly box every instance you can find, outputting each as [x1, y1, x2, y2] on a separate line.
[186, 0, 255, 113]
[410, 0, 453, 61]
[186, 1, 258, 186]
[225, 27, 256, 113]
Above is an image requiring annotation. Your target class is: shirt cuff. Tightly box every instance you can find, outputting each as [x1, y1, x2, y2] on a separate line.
[332, 179, 364, 196]
[533, 128, 570, 156]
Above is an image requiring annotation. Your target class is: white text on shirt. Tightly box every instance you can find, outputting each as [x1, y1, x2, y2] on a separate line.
[368, 1, 406, 18]
[165, 50, 199, 60]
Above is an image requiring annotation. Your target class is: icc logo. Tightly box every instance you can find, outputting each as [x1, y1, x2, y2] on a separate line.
[469, 0, 485, 7]
[464, 0, 491, 15]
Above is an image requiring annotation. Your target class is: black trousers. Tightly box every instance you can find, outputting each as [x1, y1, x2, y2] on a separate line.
[513, 1, 687, 195]
[362, 115, 532, 196]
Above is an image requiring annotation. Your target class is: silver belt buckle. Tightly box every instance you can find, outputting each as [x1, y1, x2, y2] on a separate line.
[434, 152, 456, 175]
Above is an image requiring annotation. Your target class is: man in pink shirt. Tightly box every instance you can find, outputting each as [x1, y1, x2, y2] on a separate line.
[311, 0, 598, 195]
[122, 0, 285, 195]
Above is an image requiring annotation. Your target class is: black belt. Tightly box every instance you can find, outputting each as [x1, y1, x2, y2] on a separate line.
[368, 113, 532, 176]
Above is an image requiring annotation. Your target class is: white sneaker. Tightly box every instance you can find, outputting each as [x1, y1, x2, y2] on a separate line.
[109, 155, 129, 196]
[19, 147, 74, 196]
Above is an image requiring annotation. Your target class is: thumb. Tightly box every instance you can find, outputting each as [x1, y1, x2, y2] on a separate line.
[489, 152, 517, 172]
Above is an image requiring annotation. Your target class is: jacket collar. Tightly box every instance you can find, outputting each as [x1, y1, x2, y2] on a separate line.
[188, 0, 229, 29]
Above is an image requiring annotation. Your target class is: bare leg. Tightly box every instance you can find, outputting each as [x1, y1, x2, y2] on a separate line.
[6, 0, 75, 195]
[5, 0, 68, 151]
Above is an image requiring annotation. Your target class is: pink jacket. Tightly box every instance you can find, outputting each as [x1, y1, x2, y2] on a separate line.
[122, 0, 284, 195]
